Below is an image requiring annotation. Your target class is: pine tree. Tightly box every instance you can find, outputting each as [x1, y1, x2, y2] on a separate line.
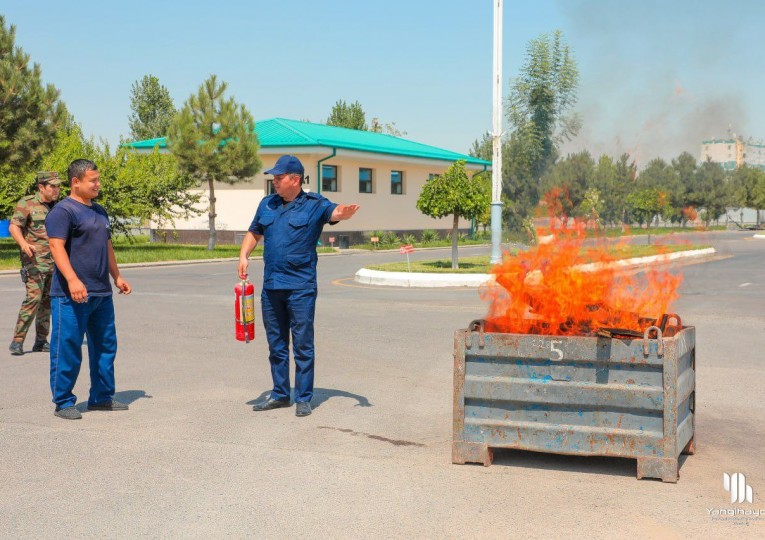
[0, 15, 67, 216]
[167, 75, 261, 249]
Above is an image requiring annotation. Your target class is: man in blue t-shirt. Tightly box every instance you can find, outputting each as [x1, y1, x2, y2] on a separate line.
[238, 155, 359, 417]
[45, 159, 132, 420]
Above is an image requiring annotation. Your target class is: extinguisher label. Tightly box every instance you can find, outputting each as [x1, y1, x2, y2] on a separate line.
[244, 296, 255, 323]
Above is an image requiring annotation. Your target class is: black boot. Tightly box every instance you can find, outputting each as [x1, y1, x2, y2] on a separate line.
[32, 339, 50, 352]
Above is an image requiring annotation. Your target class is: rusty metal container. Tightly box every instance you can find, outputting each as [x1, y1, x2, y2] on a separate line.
[452, 320, 696, 482]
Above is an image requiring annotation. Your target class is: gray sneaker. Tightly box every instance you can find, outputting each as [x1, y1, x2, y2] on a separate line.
[295, 402, 312, 417]
[54, 406, 82, 420]
[87, 399, 129, 411]
[9, 341, 23, 356]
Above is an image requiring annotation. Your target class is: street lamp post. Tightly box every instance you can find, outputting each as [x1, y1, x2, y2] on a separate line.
[490, 0, 504, 264]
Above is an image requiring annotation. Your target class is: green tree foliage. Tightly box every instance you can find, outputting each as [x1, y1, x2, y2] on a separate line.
[670, 152, 696, 225]
[0, 15, 67, 217]
[692, 160, 730, 226]
[98, 147, 201, 237]
[32, 117, 201, 237]
[541, 150, 595, 220]
[167, 75, 261, 249]
[637, 158, 684, 223]
[326, 99, 367, 130]
[128, 74, 176, 140]
[591, 154, 634, 226]
[416, 160, 489, 269]
[507, 30, 580, 181]
[469, 132, 493, 162]
[626, 188, 668, 227]
[501, 30, 579, 232]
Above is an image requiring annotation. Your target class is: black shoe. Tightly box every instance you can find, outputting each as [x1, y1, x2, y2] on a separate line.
[54, 406, 82, 420]
[87, 399, 129, 411]
[252, 397, 290, 411]
[9, 341, 23, 356]
[32, 339, 50, 352]
[295, 402, 312, 417]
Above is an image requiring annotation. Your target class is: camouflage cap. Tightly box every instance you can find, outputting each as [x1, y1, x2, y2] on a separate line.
[36, 171, 62, 186]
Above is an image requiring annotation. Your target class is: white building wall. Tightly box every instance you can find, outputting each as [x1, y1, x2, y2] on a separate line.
[158, 149, 488, 234]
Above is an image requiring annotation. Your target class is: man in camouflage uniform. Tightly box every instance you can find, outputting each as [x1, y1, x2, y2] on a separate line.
[8, 172, 62, 355]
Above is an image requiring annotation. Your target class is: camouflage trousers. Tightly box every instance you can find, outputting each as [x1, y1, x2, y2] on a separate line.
[12, 266, 52, 343]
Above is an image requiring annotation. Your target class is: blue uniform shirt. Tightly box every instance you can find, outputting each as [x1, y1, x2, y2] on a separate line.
[45, 197, 113, 297]
[249, 190, 337, 290]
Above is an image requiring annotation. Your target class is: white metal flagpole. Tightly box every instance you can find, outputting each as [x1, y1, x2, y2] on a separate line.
[490, 0, 504, 264]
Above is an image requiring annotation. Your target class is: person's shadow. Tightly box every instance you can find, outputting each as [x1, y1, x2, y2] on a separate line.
[75, 390, 153, 411]
[247, 387, 371, 410]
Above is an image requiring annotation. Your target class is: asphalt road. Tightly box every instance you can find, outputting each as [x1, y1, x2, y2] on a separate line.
[1, 231, 763, 538]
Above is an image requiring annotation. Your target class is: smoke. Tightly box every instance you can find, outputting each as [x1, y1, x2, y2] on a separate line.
[555, 0, 760, 167]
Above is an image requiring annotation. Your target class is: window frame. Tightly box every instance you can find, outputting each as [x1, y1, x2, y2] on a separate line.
[359, 167, 374, 194]
[390, 170, 404, 195]
[322, 164, 338, 192]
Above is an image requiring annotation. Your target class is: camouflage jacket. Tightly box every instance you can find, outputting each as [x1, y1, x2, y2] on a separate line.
[11, 192, 54, 271]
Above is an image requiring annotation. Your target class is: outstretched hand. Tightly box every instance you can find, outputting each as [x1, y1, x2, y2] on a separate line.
[331, 204, 360, 221]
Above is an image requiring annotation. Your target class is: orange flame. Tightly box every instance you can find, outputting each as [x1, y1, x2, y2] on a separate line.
[482, 220, 683, 336]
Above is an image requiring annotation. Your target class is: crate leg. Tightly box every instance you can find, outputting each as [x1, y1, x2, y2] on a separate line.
[637, 457, 679, 483]
[681, 436, 696, 455]
[452, 441, 493, 466]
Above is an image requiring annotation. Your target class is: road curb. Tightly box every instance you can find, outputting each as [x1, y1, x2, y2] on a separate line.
[354, 247, 717, 288]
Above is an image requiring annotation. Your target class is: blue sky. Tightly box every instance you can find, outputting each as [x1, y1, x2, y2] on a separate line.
[3, 0, 763, 167]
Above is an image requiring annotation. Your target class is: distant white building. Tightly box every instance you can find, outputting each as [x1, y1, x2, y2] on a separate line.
[701, 134, 765, 171]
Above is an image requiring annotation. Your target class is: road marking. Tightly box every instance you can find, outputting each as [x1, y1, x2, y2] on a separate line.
[739, 282, 752, 287]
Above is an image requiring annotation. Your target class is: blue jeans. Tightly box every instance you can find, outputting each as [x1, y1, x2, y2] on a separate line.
[50, 295, 117, 409]
[261, 288, 317, 403]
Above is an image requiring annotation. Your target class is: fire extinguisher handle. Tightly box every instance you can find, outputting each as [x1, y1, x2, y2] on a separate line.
[241, 278, 250, 344]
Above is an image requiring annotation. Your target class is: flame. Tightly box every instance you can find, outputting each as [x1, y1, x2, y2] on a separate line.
[482, 220, 683, 336]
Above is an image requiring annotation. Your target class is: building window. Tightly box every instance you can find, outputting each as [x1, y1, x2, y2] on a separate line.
[322, 165, 338, 192]
[359, 168, 373, 193]
[266, 176, 276, 195]
[391, 171, 403, 194]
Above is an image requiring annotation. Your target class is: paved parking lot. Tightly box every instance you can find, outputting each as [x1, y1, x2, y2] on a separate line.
[1, 233, 763, 538]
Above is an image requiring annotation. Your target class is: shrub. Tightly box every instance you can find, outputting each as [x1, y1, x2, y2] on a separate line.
[403, 233, 417, 245]
[421, 229, 438, 244]
[380, 231, 400, 246]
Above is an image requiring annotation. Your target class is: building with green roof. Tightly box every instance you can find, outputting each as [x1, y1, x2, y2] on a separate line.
[125, 118, 491, 244]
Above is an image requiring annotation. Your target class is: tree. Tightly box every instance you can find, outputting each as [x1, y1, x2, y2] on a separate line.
[0, 15, 67, 217]
[541, 150, 595, 220]
[626, 188, 669, 242]
[33, 117, 201, 237]
[670, 152, 697, 226]
[507, 30, 580, 183]
[469, 132, 493, 161]
[416, 160, 489, 269]
[369, 117, 407, 137]
[326, 99, 367, 130]
[637, 158, 683, 225]
[167, 75, 261, 249]
[691, 160, 730, 226]
[98, 147, 202, 237]
[128, 74, 176, 140]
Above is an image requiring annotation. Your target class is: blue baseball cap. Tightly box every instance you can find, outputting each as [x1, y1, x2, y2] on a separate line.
[265, 155, 304, 176]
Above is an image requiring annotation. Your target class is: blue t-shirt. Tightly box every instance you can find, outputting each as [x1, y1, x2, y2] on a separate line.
[45, 197, 113, 297]
[248, 190, 337, 290]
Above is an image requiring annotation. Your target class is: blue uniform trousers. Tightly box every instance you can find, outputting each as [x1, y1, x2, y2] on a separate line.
[50, 296, 117, 409]
[261, 288, 317, 403]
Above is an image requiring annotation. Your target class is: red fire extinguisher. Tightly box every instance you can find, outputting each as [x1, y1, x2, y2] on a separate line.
[235, 278, 255, 342]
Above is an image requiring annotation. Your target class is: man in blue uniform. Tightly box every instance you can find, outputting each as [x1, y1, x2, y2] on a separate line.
[238, 155, 359, 417]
